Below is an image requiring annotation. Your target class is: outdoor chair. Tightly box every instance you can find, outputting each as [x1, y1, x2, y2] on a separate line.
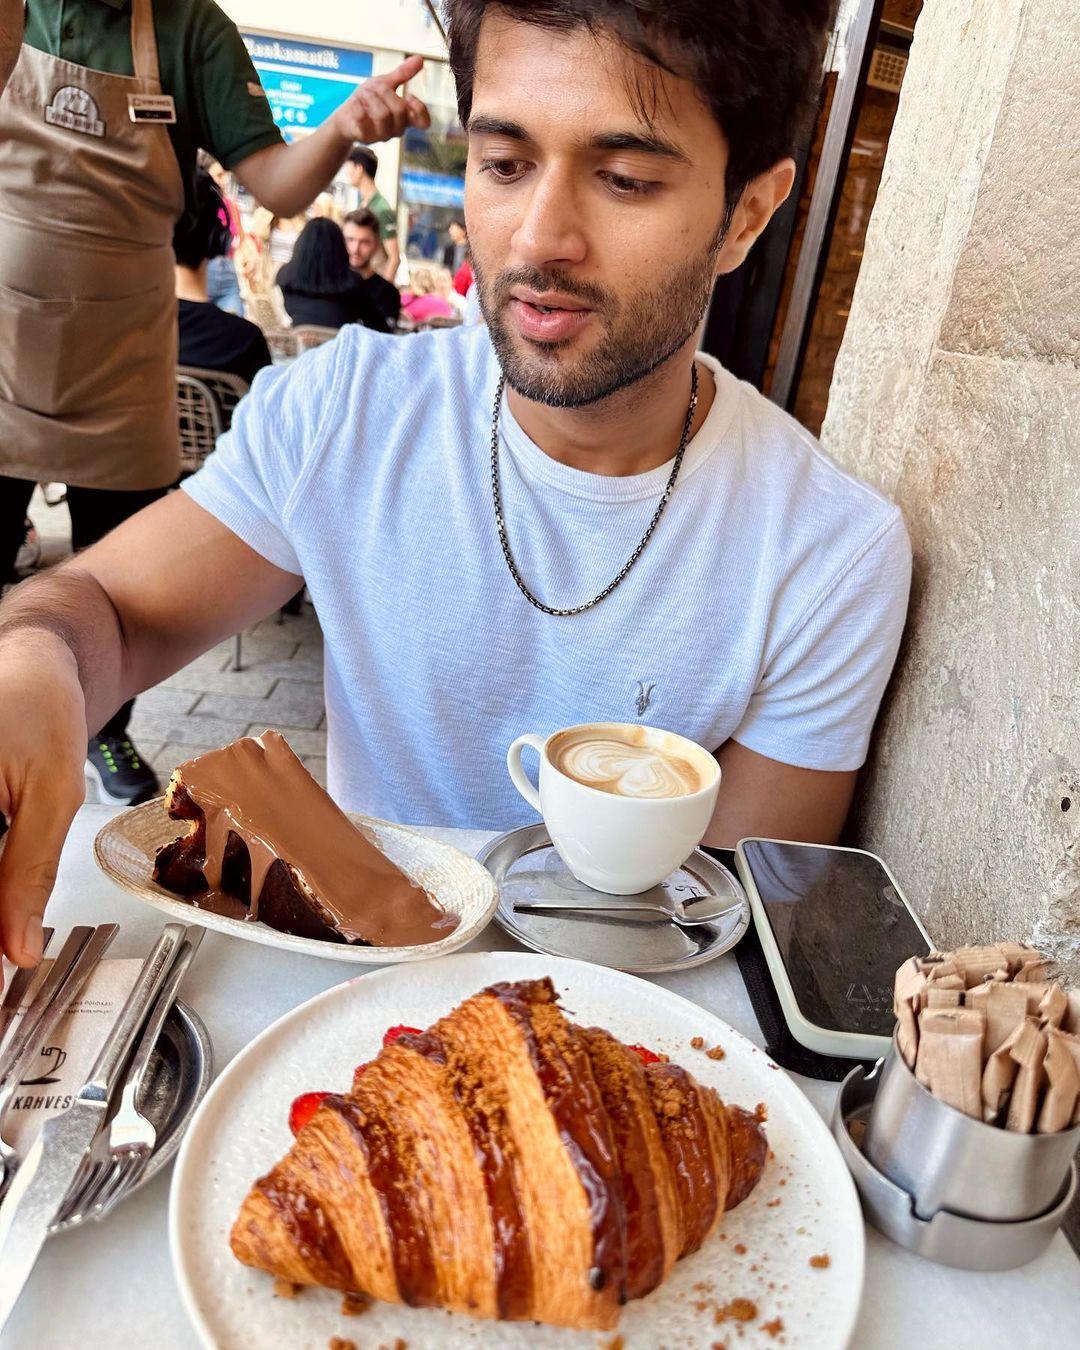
[175, 371, 223, 477]
[291, 324, 340, 352]
[176, 367, 256, 673]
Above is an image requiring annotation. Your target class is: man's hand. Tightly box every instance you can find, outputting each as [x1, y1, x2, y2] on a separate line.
[330, 55, 431, 146]
[232, 57, 430, 221]
[0, 634, 89, 982]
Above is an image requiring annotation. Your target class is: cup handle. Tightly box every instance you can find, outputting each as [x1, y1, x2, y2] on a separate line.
[506, 733, 546, 813]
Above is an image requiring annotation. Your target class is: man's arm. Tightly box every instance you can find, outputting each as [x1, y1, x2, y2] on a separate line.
[0, 495, 301, 976]
[380, 237, 401, 284]
[0, 0, 23, 95]
[703, 740, 857, 849]
[232, 58, 430, 219]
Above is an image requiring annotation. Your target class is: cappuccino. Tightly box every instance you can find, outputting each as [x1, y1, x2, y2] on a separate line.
[550, 726, 707, 800]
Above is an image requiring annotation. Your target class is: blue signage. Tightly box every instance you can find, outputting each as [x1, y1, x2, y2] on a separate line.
[242, 33, 374, 141]
[401, 169, 466, 208]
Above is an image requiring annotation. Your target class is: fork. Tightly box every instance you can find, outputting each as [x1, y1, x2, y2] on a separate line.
[0, 926, 117, 1196]
[58, 926, 203, 1226]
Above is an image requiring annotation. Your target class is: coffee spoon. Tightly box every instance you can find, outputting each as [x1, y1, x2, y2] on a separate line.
[512, 894, 744, 927]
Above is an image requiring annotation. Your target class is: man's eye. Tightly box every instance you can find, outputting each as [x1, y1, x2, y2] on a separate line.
[479, 158, 529, 183]
[601, 172, 656, 198]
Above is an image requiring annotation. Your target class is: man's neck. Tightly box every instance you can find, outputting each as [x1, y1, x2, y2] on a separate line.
[505, 339, 714, 477]
[352, 262, 375, 280]
[175, 263, 209, 304]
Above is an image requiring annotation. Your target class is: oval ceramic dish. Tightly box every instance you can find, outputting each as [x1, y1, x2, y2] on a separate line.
[94, 799, 499, 963]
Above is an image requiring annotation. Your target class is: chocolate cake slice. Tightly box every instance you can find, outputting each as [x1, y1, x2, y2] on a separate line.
[153, 731, 458, 946]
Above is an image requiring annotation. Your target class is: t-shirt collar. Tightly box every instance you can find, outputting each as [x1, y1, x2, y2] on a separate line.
[496, 352, 735, 503]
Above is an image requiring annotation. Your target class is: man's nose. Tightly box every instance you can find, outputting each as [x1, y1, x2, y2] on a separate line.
[510, 163, 587, 269]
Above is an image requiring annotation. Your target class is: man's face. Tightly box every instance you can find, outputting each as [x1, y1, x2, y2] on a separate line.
[344, 223, 379, 272]
[343, 161, 362, 188]
[449, 222, 467, 245]
[466, 16, 735, 408]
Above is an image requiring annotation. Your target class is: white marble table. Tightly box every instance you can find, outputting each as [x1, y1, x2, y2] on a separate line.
[3, 804, 1077, 1349]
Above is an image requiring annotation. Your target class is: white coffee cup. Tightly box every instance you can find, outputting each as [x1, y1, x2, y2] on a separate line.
[506, 721, 721, 894]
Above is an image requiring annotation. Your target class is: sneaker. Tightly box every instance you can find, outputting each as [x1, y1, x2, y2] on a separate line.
[86, 735, 160, 806]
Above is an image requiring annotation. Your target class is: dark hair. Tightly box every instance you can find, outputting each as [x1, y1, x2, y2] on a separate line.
[449, 218, 466, 230]
[173, 167, 233, 268]
[343, 208, 381, 239]
[446, 0, 832, 212]
[347, 144, 379, 178]
[284, 218, 356, 295]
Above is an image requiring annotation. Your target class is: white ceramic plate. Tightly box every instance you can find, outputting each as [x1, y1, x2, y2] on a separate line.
[170, 952, 865, 1349]
[94, 798, 498, 963]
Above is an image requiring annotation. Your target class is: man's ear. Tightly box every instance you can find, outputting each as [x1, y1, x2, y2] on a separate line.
[715, 159, 797, 276]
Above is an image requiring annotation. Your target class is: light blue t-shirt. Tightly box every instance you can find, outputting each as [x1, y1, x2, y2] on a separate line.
[183, 324, 911, 829]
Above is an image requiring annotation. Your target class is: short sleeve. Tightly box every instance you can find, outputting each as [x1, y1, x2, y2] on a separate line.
[375, 199, 398, 241]
[181, 340, 343, 575]
[187, 3, 284, 169]
[732, 513, 912, 772]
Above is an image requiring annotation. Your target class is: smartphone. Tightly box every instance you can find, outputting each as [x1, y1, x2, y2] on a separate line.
[734, 838, 933, 1061]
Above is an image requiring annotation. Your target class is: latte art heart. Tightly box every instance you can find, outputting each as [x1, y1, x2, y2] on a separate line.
[553, 737, 703, 799]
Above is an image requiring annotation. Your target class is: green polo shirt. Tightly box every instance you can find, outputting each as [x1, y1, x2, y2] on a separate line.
[366, 189, 397, 242]
[24, 0, 283, 216]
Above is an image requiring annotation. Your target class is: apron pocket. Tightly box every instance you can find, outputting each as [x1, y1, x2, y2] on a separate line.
[0, 278, 168, 418]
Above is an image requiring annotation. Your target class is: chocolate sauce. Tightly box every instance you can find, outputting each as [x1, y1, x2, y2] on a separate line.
[579, 1027, 667, 1301]
[644, 1064, 718, 1256]
[399, 1027, 532, 1320]
[486, 980, 628, 1303]
[723, 1103, 768, 1210]
[325, 1093, 439, 1307]
[167, 732, 456, 946]
[255, 1167, 354, 1289]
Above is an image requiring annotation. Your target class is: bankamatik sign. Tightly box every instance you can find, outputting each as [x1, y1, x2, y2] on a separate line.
[242, 33, 374, 141]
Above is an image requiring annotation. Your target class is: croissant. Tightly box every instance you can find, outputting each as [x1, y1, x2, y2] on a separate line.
[230, 977, 768, 1332]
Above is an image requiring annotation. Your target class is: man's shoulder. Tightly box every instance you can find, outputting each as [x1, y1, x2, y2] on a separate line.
[268, 323, 496, 437]
[713, 361, 903, 537]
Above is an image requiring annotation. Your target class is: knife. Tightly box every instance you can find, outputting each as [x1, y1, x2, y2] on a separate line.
[0, 922, 187, 1330]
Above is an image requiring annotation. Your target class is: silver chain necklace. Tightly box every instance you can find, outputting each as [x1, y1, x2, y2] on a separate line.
[490, 364, 699, 617]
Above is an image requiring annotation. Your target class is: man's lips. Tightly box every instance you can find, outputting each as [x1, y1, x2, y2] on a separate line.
[508, 291, 594, 343]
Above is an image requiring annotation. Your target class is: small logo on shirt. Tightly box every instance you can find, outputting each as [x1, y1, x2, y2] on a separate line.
[44, 85, 105, 137]
[634, 681, 655, 716]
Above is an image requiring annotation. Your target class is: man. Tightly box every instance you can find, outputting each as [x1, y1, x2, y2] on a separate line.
[443, 218, 469, 272]
[0, 0, 910, 977]
[0, 0, 429, 800]
[343, 209, 403, 325]
[176, 168, 273, 386]
[342, 144, 400, 281]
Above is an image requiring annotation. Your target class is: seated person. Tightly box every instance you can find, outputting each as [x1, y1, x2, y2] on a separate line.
[275, 218, 389, 332]
[0, 0, 909, 974]
[343, 209, 402, 325]
[175, 168, 272, 386]
[400, 265, 459, 323]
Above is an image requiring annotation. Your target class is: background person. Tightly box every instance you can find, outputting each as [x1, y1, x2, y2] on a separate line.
[0, 0, 429, 800]
[275, 218, 391, 332]
[443, 218, 468, 272]
[400, 265, 459, 323]
[176, 168, 273, 385]
[342, 144, 400, 281]
[343, 208, 402, 325]
[204, 157, 245, 316]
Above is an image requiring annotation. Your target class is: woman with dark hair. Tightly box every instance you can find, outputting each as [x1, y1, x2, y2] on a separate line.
[174, 167, 272, 386]
[275, 218, 390, 332]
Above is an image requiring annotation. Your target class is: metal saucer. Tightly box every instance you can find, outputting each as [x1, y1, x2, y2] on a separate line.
[50, 998, 213, 1234]
[479, 824, 750, 974]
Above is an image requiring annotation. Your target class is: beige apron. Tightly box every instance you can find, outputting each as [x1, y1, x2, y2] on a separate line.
[0, 0, 184, 489]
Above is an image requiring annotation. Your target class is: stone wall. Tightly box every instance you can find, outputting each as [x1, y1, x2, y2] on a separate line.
[821, 0, 1080, 976]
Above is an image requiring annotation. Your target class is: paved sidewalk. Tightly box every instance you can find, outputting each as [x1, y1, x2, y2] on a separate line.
[19, 487, 327, 793]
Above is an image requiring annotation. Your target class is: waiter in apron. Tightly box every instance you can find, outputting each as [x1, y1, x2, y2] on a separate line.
[0, 0, 428, 803]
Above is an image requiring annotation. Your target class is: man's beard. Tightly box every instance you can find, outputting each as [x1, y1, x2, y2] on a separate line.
[473, 237, 724, 409]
